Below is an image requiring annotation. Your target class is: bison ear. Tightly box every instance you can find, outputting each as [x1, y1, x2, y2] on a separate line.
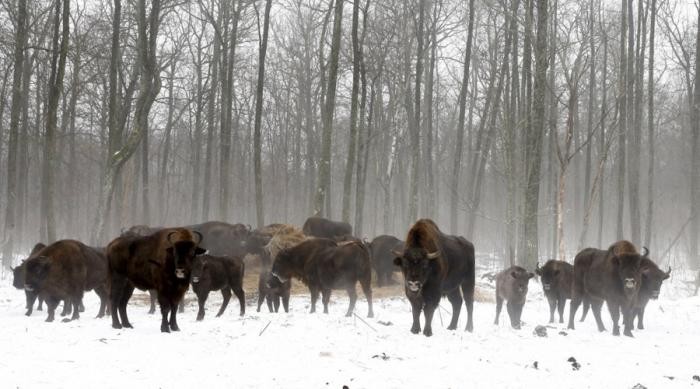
[166, 247, 174, 256]
[195, 247, 206, 256]
[510, 271, 518, 279]
[611, 255, 620, 267]
[527, 272, 535, 279]
[393, 256, 402, 266]
[535, 267, 542, 276]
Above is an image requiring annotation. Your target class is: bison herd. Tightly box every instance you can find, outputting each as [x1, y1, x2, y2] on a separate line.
[9, 217, 672, 338]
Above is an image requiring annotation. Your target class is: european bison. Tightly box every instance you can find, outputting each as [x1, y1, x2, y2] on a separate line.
[23, 240, 109, 322]
[271, 238, 373, 317]
[188, 221, 251, 258]
[302, 216, 352, 240]
[12, 243, 47, 316]
[392, 219, 475, 336]
[369, 235, 404, 287]
[257, 270, 290, 313]
[632, 257, 671, 329]
[535, 260, 573, 323]
[245, 224, 304, 267]
[494, 266, 534, 329]
[108, 228, 205, 332]
[190, 254, 245, 320]
[568, 240, 645, 337]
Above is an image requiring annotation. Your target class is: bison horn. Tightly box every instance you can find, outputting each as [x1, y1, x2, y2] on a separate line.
[193, 231, 204, 245]
[642, 246, 649, 257]
[167, 231, 178, 245]
[535, 262, 541, 270]
[426, 251, 440, 260]
[246, 224, 252, 232]
[666, 266, 672, 276]
[391, 249, 403, 257]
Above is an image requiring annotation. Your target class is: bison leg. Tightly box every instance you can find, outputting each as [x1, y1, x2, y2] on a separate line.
[178, 299, 185, 314]
[494, 295, 503, 325]
[169, 301, 181, 332]
[621, 305, 634, 337]
[257, 290, 265, 312]
[309, 286, 319, 314]
[196, 290, 208, 321]
[636, 305, 645, 330]
[95, 285, 109, 319]
[547, 296, 556, 323]
[376, 270, 386, 288]
[158, 295, 172, 333]
[282, 289, 290, 313]
[360, 276, 374, 318]
[63, 294, 83, 323]
[606, 301, 621, 336]
[232, 285, 245, 316]
[409, 298, 422, 334]
[591, 299, 606, 332]
[78, 300, 85, 313]
[37, 295, 44, 311]
[567, 296, 582, 330]
[216, 288, 232, 317]
[557, 296, 566, 324]
[119, 284, 135, 329]
[461, 282, 474, 332]
[345, 286, 357, 317]
[46, 297, 59, 323]
[506, 301, 521, 329]
[446, 289, 462, 330]
[148, 289, 157, 314]
[265, 294, 274, 312]
[60, 299, 72, 317]
[272, 294, 280, 313]
[322, 289, 332, 315]
[580, 299, 590, 322]
[110, 275, 126, 329]
[422, 302, 437, 337]
[25, 291, 37, 316]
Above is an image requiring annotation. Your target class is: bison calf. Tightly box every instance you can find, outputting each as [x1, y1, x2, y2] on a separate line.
[494, 266, 534, 329]
[257, 271, 291, 313]
[369, 235, 404, 287]
[191, 254, 246, 321]
[535, 260, 573, 323]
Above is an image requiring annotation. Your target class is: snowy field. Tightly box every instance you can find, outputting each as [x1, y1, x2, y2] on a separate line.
[0, 272, 699, 389]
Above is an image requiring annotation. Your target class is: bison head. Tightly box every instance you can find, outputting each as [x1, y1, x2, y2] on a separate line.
[166, 231, 206, 280]
[23, 256, 52, 292]
[392, 247, 440, 294]
[510, 269, 535, 296]
[612, 253, 643, 298]
[191, 256, 208, 284]
[11, 262, 26, 289]
[270, 248, 294, 284]
[536, 261, 560, 292]
[242, 231, 271, 256]
[641, 265, 671, 300]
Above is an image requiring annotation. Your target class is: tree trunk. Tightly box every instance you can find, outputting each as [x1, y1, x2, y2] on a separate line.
[597, 17, 608, 248]
[202, 6, 222, 221]
[408, 0, 426, 223]
[2, 0, 27, 268]
[644, 0, 656, 249]
[522, 0, 548, 268]
[691, 3, 700, 268]
[450, 0, 475, 234]
[628, 0, 641, 245]
[616, 0, 628, 240]
[341, 0, 361, 223]
[353, 0, 371, 236]
[253, 0, 272, 228]
[314, 0, 344, 216]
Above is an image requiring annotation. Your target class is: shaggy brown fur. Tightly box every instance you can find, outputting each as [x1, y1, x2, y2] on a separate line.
[270, 238, 373, 317]
[568, 241, 645, 337]
[108, 227, 205, 332]
[535, 260, 574, 323]
[494, 266, 534, 329]
[302, 216, 352, 240]
[190, 254, 245, 320]
[369, 235, 405, 287]
[393, 219, 475, 336]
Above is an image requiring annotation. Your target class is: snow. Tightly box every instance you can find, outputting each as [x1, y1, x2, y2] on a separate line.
[0, 273, 698, 389]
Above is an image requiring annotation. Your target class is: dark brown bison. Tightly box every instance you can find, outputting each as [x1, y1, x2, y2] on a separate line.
[257, 270, 291, 313]
[108, 228, 205, 332]
[632, 257, 671, 329]
[369, 235, 405, 287]
[270, 238, 373, 317]
[494, 266, 534, 329]
[244, 224, 302, 267]
[302, 216, 352, 240]
[535, 260, 573, 323]
[568, 241, 645, 337]
[190, 254, 245, 320]
[392, 219, 475, 336]
[188, 221, 251, 258]
[23, 240, 109, 322]
[12, 243, 47, 316]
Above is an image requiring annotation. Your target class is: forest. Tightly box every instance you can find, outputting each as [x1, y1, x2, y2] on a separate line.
[0, 0, 698, 273]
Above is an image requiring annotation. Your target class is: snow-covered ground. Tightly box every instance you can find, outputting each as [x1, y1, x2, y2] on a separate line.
[0, 272, 698, 389]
